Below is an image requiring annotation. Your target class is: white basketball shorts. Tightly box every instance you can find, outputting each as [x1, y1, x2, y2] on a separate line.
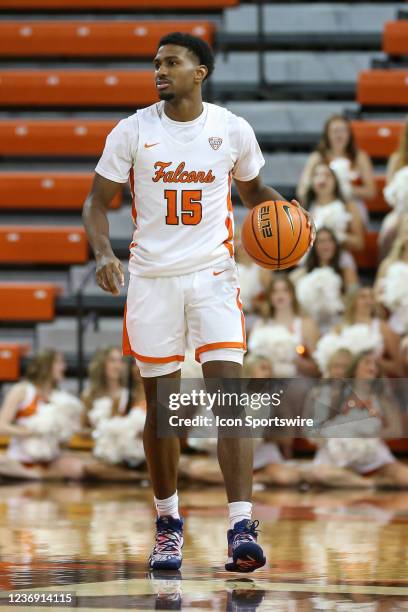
[122, 259, 246, 376]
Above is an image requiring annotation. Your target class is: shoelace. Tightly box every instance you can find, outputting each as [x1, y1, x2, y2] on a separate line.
[154, 527, 182, 555]
[234, 520, 260, 545]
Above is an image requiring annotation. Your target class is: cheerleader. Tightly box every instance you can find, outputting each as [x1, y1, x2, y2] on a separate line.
[250, 275, 320, 377]
[81, 347, 146, 481]
[0, 349, 85, 481]
[297, 114, 376, 224]
[312, 350, 408, 488]
[337, 286, 401, 376]
[303, 163, 365, 254]
[380, 115, 408, 258]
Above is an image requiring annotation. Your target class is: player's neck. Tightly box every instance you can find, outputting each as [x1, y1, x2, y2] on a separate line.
[163, 96, 204, 122]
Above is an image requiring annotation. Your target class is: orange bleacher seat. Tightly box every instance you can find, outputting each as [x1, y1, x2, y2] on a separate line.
[0, 21, 214, 58]
[383, 21, 408, 56]
[357, 70, 408, 106]
[0, 70, 157, 107]
[0, 172, 122, 210]
[0, 0, 238, 7]
[354, 231, 378, 269]
[351, 121, 403, 158]
[0, 343, 29, 381]
[0, 226, 88, 264]
[0, 119, 116, 157]
[366, 175, 390, 214]
[0, 283, 59, 321]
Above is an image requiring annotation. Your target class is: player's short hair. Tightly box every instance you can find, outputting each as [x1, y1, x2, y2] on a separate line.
[158, 32, 214, 80]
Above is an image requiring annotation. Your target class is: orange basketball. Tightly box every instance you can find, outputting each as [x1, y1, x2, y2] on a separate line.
[240, 200, 313, 270]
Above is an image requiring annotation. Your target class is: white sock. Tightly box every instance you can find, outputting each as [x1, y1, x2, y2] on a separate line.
[154, 491, 180, 519]
[228, 501, 252, 529]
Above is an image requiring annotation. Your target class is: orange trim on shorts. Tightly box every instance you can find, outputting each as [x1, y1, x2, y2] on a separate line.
[129, 167, 137, 226]
[195, 342, 245, 362]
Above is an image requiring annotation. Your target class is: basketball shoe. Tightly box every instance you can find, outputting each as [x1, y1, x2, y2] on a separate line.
[225, 519, 266, 573]
[149, 516, 184, 571]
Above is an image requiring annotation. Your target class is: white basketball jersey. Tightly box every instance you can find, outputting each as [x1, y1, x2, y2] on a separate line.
[128, 103, 235, 277]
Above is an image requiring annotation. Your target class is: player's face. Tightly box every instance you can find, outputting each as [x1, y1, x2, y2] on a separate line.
[154, 45, 204, 101]
[355, 287, 374, 314]
[315, 229, 336, 262]
[327, 119, 350, 151]
[312, 164, 336, 197]
[270, 280, 292, 310]
[355, 352, 378, 380]
[105, 348, 124, 382]
[51, 353, 66, 383]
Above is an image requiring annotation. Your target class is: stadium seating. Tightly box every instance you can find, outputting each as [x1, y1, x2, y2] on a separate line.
[0, 172, 122, 210]
[0, 119, 117, 157]
[0, 343, 29, 381]
[0, 283, 59, 321]
[383, 21, 408, 55]
[367, 176, 389, 213]
[0, 71, 156, 107]
[0, 21, 214, 58]
[351, 121, 403, 158]
[0, 226, 88, 264]
[0, 0, 238, 7]
[357, 70, 408, 106]
[354, 231, 379, 269]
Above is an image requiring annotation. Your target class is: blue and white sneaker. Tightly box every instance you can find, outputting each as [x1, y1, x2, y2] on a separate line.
[225, 519, 266, 573]
[148, 516, 184, 571]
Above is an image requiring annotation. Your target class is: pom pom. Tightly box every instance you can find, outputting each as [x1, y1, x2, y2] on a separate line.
[340, 323, 384, 357]
[92, 407, 146, 465]
[326, 438, 382, 468]
[88, 397, 113, 428]
[248, 324, 298, 376]
[296, 267, 344, 317]
[237, 263, 262, 311]
[18, 436, 60, 462]
[313, 333, 346, 376]
[312, 200, 351, 243]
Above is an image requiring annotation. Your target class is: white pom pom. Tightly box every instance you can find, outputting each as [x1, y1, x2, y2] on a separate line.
[329, 158, 353, 200]
[340, 323, 384, 357]
[93, 408, 146, 465]
[248, 324, 298, 365]
[88, 397, 113, 427]
[312, 200, 351, 243]
[296, 267, 344, 317]
[382, 261, 408, 310]
[19, 436, 59, 462]
[384, 167, 408, 213]
[237, 263, 262, 311]
[313, 333, 346, 376]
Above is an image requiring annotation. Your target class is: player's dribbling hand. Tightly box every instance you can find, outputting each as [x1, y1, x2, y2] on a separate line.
[291, 199, 316, 246]
[96, 255, 125, 296]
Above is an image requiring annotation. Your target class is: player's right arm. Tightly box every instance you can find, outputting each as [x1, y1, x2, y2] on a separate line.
[0, 383, 32, 438]
[82, 174, 124, 295]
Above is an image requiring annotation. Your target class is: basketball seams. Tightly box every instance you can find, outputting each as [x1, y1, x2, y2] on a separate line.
[282, 204, 303, 260]
[274, 201, 280, 268]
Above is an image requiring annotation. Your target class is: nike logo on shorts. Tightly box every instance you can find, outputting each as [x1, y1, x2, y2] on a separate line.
[144, 142, 159, 148]
[213, 268, 228, 276]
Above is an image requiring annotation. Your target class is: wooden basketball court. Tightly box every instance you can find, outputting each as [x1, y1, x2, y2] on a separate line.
[0, 483, 407, 610]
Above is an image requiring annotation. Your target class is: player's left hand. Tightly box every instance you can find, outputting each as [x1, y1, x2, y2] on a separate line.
[291, 199, 316, 246]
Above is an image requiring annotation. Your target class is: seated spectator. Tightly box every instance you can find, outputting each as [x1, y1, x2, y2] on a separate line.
[249, 275, 320, 377]
[303, 163, 365, 254]
[336, 287, 401, 377]
[291, 227, 359, 333]
[297, 114, 375, 224]
[0, 349, 85, 481]
[380, 116, 408, 259]
[375, 234, 408, 338]
[81, 348, 146, 481]
[311, 351, 408, 489]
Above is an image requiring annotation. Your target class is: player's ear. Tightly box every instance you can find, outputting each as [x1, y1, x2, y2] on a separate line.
[195, 65, 208, 84]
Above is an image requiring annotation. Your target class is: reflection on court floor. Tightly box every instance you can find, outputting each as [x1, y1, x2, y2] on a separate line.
[0, 483, 407, 610]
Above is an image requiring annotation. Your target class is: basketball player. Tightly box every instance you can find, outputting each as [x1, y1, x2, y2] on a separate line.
[83, 32, 305, 573]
